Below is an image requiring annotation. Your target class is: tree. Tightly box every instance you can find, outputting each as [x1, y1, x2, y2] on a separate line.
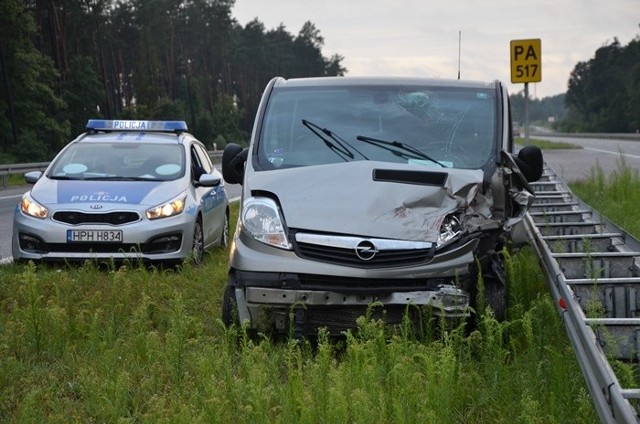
[563, 35, 640, 132]
[2, 0, 347, 162]
[293, 21, 327, 77]
[0, 0, 69, 162]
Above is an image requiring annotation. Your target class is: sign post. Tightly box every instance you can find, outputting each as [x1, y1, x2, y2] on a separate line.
[510, 38, 541, 145]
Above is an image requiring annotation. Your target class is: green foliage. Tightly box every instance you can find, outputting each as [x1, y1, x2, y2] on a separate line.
[510, 92, 567, 129]
[0, 204, 600, 423]
[62, 56, 105, 135]
[514, 137, 581, 149]
[563, 36, 640, 132]
[0, 1, 346, 162]
[570, 155, 640, 237]
[0, 0, 70, 162]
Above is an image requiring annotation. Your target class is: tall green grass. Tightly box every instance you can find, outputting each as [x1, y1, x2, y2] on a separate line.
[0, 250, 597, 423]
[570, 156, 640, 237]
[19, 155, 640, 424]
[0, 211, 601, 423]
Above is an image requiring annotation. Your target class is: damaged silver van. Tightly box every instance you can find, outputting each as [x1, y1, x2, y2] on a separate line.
[221, 76, 543, 336]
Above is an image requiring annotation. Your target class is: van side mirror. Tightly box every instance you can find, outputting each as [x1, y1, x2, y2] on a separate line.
[222, 143, 248, 185]
[514, 145, 543, 182]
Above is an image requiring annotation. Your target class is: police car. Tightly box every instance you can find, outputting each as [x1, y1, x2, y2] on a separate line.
[12, 119, 229, 265]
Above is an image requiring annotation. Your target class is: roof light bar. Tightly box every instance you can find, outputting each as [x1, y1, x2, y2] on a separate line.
[86, 119, 188, 132]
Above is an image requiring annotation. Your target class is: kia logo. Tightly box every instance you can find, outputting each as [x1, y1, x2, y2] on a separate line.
[90, 205, 103, 209]
[355, 240, 378, 261]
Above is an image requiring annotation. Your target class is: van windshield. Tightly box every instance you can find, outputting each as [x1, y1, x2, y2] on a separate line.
[257, 83, 498, 170]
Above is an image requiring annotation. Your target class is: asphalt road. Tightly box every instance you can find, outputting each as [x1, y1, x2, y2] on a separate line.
[2, 135, 639, 262]
[0, 187, 24, 261]
[534, 135, 640, 183]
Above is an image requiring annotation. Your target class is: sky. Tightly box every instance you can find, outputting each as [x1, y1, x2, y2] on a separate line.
[232, 0, 639, 99]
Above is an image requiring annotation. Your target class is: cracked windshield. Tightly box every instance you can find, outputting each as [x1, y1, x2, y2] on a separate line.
[258, 84, 497, 170]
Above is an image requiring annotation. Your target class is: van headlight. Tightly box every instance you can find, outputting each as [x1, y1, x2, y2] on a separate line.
[242, 197, 291, 249]
[437, 215, 462, 247]
[20, 193, 48, 218]
[146, 193, 186, 220]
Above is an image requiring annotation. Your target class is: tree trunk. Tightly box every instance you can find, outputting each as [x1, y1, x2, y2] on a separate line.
[0, 42, 18, 149]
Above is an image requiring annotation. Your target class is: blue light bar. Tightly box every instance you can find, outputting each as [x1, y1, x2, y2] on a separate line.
[86, 119, 188, 132]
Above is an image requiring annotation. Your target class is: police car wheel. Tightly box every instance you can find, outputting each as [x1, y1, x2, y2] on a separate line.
[191, 218, 204, 265]
[220, 211, 229, 247]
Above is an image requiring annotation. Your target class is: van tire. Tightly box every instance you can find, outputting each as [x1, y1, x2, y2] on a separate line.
[221, 284, 238, 327]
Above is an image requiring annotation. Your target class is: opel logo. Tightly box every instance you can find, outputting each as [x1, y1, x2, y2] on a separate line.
[90, 205, 103, 209]
[355, 240, 378, 261]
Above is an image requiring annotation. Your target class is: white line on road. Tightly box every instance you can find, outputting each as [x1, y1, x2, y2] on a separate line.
[0, 194, 22, 200]
[584, 147, 640, 160]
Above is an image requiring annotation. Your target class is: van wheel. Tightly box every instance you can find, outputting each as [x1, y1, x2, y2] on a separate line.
[465, 251, 508, 324]
[221, 284, 238, 327]
[482, 255, 508, 321]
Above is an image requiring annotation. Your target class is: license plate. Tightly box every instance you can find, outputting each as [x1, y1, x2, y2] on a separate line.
[67, 229, 123, 243]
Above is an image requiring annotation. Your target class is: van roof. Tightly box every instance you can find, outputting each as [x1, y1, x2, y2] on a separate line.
[272, 76, 499, 90]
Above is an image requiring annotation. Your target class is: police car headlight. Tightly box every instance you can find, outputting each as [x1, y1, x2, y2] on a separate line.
[20, 194, 48, 219]
[146, 194, 186, 220]
[242, 197, 291, 249]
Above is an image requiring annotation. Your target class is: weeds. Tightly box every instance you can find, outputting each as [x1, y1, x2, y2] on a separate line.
[572, 155, 640, 237]
[10, 165, 640, 423]
[0, 246, 599, 423]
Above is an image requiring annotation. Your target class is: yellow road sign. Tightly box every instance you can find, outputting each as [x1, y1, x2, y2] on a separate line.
[510, 39, 541, 83]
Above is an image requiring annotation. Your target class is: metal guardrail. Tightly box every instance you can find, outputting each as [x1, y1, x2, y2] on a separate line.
[526, 164, 640, 423]
[0, 162, 49, 189]
[0, 151, 224, 189]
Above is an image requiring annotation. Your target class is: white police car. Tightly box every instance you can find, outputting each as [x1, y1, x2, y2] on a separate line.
[12, 119, 229, 265]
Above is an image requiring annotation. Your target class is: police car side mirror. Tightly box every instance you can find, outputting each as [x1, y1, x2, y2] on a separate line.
[24, 171, 42, 184]
[514, 145, 543, 182]
[222, 143, 248, 185]
[197, 173, 221, 187]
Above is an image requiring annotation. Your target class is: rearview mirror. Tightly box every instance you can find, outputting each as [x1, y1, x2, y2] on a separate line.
[514, 145, 543, 182]
[221, 143, 248, 185]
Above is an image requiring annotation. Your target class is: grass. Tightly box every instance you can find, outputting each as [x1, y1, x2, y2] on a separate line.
[0, 174, 27, 189]
[0, 248, 598, 423]
[570, 156, 640, 237]
[515, 137, 581, 149]
[0, 211, 601, 423]
[5, 157, 640, 423]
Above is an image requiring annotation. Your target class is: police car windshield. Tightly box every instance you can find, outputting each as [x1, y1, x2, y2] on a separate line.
[48, 143, 185, 181]
[258, 84, 497, 170]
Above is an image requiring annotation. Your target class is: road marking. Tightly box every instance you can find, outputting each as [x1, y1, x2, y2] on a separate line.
[584, 147, 640, 160]
[0, 194, 22, 200]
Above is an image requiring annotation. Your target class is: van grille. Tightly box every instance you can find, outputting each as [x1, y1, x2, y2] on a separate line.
[292, 231, 435, 268]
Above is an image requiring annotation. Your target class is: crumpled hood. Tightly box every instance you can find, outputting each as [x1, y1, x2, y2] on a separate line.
[30, 178, 181, 207]
[246, 161, 487, 242]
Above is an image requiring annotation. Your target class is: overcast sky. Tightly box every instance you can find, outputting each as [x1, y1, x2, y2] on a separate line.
[232, 0, 639, 99]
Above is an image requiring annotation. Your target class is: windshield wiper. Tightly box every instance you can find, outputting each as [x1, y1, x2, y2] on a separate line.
[49, 175, 80, 180]
[356, 135, 449, 168]
[301, 119, 368, 161]
[82, 176, 160, 181]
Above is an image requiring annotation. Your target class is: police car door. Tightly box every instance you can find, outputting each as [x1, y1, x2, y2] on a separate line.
[190, 143, 222, 246]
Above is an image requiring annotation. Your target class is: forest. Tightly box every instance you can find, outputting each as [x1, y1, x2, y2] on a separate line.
[1, 1, 638, 163]
[0, 0, 345, 162]
[561, 35, 640, 133]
